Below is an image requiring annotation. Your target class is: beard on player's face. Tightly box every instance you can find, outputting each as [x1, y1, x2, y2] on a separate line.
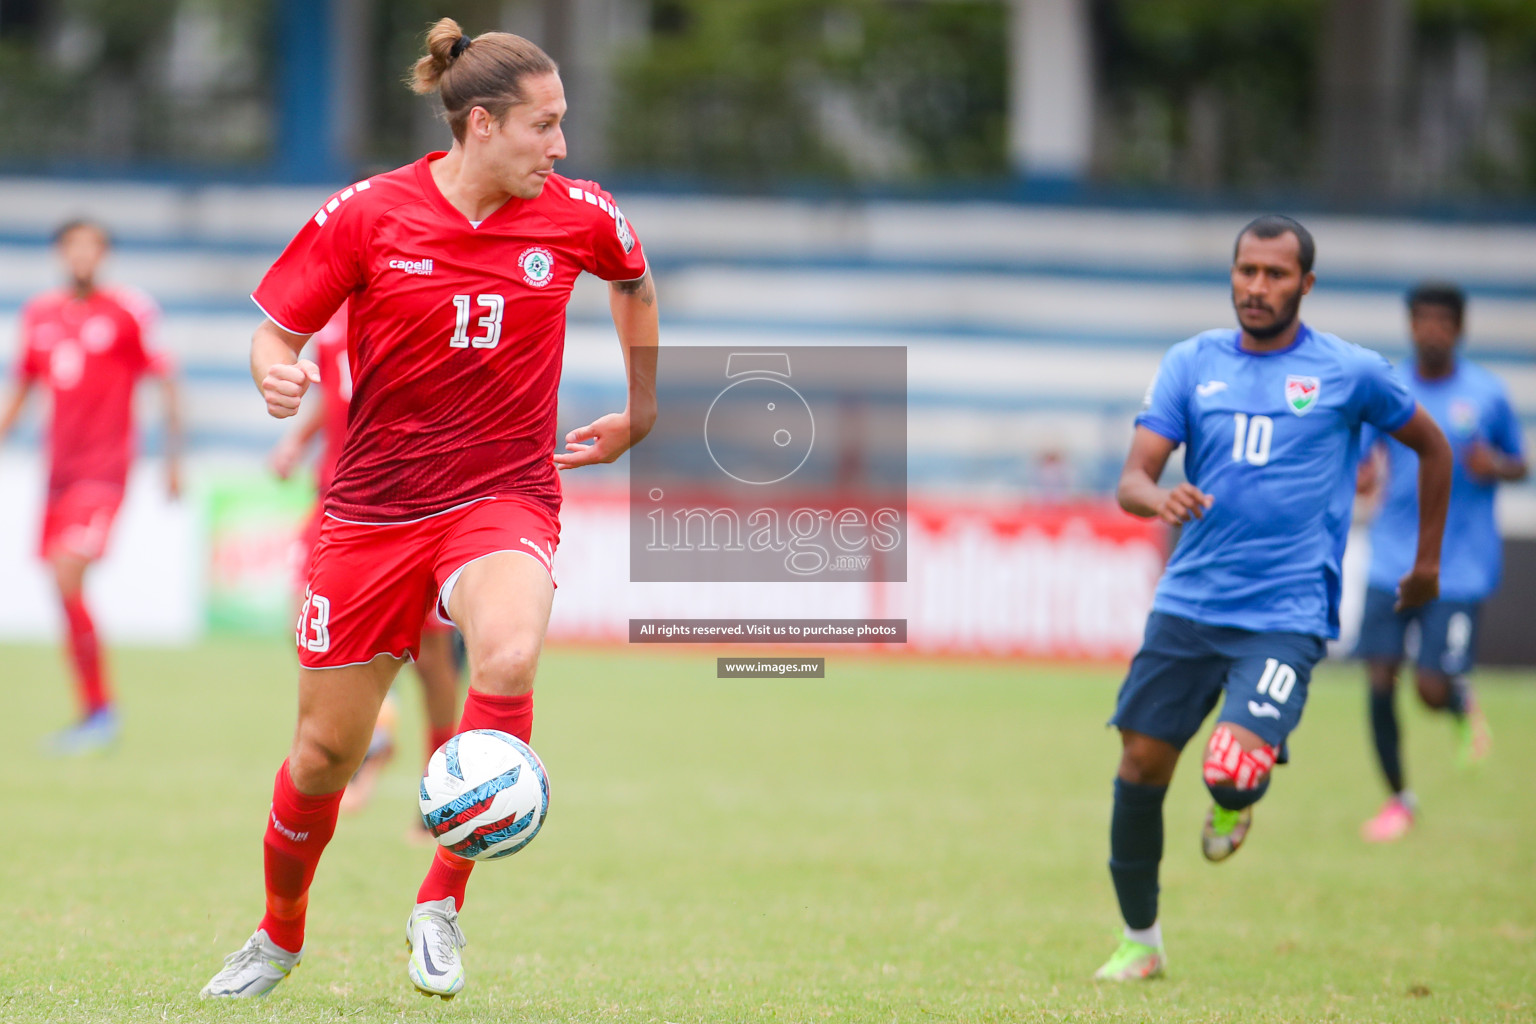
[1234, 287, 1303, 341]
[1410, 307, 1459, 374]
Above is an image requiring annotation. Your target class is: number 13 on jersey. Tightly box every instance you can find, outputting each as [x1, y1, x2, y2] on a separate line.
[450, 294, 504, 349]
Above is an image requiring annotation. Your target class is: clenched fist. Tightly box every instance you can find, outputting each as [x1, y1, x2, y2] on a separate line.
[262, 359, 320, 419]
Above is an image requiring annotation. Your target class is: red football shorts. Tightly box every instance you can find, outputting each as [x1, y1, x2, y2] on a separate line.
[292, 504, 326, 591]
[292, 502, 452, 638]
[294, 496, 559, 669]
[39, 481, 123, 562]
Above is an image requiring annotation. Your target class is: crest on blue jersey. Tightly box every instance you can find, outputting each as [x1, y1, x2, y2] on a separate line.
[1284, 375, 1320, 416]
[1449, 400, 1478, 437]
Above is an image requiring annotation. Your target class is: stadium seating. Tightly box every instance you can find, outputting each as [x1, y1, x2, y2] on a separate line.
[0, 179, 1532, 499]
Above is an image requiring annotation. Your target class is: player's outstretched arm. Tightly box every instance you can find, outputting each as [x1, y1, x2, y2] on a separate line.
[0, 380, 33, 444]
[250, 319, 319, 421]
[1390, 404, 1452, 609]
[157, 372, 185, 499]
[1117, 425, 1213, 526]
[555, 267, 659, 470]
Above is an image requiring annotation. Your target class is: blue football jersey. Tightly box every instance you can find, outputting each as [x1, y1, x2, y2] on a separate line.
[1136, 325, 1416, 638]
[1364, 357, 1524, 601]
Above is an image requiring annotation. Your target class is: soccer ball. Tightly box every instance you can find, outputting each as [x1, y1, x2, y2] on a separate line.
[419, 729, 550, 861]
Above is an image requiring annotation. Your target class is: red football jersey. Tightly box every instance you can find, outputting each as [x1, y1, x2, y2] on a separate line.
[252, 154, 647, 522]
[16, 285, 169, 495]
[308, 306, 352, 498]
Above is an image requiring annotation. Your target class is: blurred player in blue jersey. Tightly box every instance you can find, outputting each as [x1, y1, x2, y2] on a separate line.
[1356, 282, 1527, 843]
[1094, 216, 1453, 981]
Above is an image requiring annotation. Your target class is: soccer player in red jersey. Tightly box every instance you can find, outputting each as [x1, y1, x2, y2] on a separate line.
[0, 219, 182, 755]
[268, 305, 463, 817]
[201, 20, 658, 1000]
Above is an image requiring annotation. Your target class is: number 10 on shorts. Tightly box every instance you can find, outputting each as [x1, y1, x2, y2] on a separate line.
[1255, 657, 1296, 703]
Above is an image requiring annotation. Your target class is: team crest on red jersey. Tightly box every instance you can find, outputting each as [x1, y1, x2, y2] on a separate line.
[1284, 374, 1320, 415]
[519, 247, 555, 288]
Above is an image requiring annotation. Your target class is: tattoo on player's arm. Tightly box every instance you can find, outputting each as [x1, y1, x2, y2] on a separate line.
[612, 270, 655, 307]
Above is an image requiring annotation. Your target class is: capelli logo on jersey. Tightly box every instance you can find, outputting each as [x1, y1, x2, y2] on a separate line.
[389, 258, 435, 276]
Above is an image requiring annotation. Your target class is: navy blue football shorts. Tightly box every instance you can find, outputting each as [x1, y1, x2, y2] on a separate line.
[1111, 611, 1328, 753]
[1353, 586, 1481, 676]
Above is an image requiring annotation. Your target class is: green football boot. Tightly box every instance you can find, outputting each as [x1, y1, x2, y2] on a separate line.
[1201, 804, 1252, 862]
[1455, 684, 1492, 769]
[1094, 937, 1166, 981]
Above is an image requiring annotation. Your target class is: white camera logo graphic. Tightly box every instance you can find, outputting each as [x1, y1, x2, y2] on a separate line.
[703, 353, 816, 485]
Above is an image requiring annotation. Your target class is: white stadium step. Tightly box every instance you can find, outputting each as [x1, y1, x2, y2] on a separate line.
[1, 177, 1532, 492]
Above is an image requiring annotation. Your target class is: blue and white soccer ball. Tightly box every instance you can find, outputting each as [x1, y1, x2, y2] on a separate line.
[419, 729, 550, 861]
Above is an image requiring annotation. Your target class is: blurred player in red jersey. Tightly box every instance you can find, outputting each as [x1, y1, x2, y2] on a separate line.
[268, 304, 463, 817]
[202, 19, 658, 1001]
[0, 219, 182, 755]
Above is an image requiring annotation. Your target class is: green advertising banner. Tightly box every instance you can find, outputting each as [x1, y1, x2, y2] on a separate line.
[205, 472, 315, 635]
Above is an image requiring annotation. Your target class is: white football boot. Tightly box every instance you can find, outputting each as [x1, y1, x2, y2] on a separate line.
[406, 897, 467, 999]
[199, 929, 301, 998]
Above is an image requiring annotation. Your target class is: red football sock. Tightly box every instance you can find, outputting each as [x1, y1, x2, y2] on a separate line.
[259, 761, 344, 954]
[417, 845, 477, 909]
[416, 689, 533, 908]
[460, 688, 534, 743]
[60, 592, 110, 715]
[426, 724, 457, 767]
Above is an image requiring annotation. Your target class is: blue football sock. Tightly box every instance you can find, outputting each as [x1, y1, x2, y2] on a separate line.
[1445, 676, 1468, 716]
[1109, 777, 1166, 932]
[1369, 687, 1405, 794]
[1208, 775, 1269, 810]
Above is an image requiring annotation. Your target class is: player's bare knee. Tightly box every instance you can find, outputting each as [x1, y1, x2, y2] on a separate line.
[470, 639, 539, 696]
[290, 730, 364, 791]
[1117, 732, 1176, 787]
[1366, 661, 1397, 695]
[50, 555, 87, 597]
[1117, 756, 1168, 787]
[1414, 670, 1452, 708]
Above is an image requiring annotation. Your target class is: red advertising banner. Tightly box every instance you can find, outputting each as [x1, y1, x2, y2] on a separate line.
[548, 491, 1167, 662]
[887, 501, 1168, 660]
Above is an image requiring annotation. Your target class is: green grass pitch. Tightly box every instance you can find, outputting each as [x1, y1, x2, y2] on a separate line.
[0, 639, 1531, 1022]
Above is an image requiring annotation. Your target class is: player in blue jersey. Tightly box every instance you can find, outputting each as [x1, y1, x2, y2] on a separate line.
[1093, 216, 1453, 982]
[1356, 282, 1527, 843]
